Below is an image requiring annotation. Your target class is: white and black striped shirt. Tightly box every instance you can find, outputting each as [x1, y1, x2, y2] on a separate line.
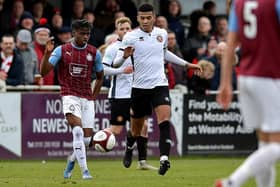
[103, 40, 132, 98]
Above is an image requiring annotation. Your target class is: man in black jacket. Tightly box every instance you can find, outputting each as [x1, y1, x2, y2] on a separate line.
[0, 34, 23, 88]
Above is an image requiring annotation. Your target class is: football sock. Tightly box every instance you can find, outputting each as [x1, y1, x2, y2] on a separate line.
[68, 136, 92, 162]
[160, 155, 168, 161]
[69, 151, 76, 162]
[126, 130, 137, 149]
[229, 143, 280, 187]
[255, 141, 275, 187]
[84, 136, 93, 147]
[159, 120, 171, 157]
[72, 126, 88, 172]
[137, 136, 147, 161]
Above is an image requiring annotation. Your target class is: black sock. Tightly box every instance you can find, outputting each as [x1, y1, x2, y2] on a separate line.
[159, 120, 171, 157]
[126, 130, 137, 149]
[88, 135, 94, 148]
[137, 136, 147, 161]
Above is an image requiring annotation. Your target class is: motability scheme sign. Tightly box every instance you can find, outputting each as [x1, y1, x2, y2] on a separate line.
[21, 93, 179, 159]
[183, 94, 257, 155]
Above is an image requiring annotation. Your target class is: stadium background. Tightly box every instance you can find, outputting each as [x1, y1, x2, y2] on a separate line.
[50, 0, 228, 15]
[0, 90, 257, 159]
[2, 0, 228, 15]
[0, 1, 268, 186]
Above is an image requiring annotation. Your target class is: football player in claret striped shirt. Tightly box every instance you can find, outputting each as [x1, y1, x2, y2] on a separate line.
[113, 4, 202, 176]
[216, 0, 280, 187]
[41, 19, 104, 180]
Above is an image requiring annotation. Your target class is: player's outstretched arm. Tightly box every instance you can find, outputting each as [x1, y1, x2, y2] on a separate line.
[103, 64, 133, 76]
[41, 37, 55, 76]
[113, 47, 134, 68]
[187, 63, 203, 77]
[164, 50, 202, 75]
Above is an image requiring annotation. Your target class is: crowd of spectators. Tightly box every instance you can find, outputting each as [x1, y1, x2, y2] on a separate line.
[0, 0, 237, 95]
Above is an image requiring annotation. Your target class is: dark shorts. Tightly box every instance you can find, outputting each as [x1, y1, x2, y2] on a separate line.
[110, 98, 131, 126]
[130, 86, 171, 118]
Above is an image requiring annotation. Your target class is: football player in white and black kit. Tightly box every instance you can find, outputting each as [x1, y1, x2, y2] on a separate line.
[113, 4, 202, 175]
[102, 17, 157, 170]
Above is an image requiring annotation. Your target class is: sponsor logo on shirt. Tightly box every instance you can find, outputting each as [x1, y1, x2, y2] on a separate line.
[165, 97, 170, 102]
[66, 51, 72, 56]
[156, 35, 163, 42]
[69, 63, 88, 77]
[86, 53, 93, 61]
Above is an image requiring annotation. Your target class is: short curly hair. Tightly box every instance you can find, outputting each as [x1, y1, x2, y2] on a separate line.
[71, 19, 92, 31]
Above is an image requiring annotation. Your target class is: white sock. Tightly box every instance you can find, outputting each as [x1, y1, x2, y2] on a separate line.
[72, 126, 88, 172]
[68, 136, 91, 168]
[229, 143, 280, 187]
[255, 141, 276, 187]
[83, 136, 92, 147]
[160, 155, 168, 161]
[69, 151, 75, 162]
[139, 160, 146, 164]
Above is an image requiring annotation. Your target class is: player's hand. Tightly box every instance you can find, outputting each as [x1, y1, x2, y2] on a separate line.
[187, 63, 203, 77]
[45, 36, 55, 54]
[123, 46, 134, 58]
[216, 84, 233, 110]
[123, 65, 133, 74]
[0, 71, 7, 80]
[34, 74, 43, 85]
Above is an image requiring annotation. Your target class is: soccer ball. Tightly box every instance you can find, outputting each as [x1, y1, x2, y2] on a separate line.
[93, 129, 116, 152]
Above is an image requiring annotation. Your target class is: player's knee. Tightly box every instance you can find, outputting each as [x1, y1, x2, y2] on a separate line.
[131, 129, 141, 137]
[140, 123, 148, 136]
[110, 126, 123, 135]
[155, 107, 171, 121]
[142, 123, 148, 130]
[109, 125, 123, 135]
[155, 109, 171, 122]
[265, 143, 280, 161]
[66, 113, 81, 126]
[72, 126, 84, 141]
[158, 119, 170, 125]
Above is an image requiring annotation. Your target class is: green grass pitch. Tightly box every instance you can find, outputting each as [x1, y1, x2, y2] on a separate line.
[0, 157, 279, 187]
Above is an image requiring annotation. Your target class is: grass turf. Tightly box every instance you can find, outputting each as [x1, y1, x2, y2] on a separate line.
[0, 157, 279, 187]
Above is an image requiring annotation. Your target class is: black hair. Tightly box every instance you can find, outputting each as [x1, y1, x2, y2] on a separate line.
[1, 34, 14, 42]
[83, 8, 94, 16]
[138, 3, 154, 12]
[167, 0, 181, 17]
[167, 29, 175, 35]
[203, 1, 216, 11]
[216, 15, 228, 23]
[71, 19, 92, 31]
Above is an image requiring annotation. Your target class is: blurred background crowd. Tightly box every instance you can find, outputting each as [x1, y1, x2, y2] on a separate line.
[0, 0, 238, 95]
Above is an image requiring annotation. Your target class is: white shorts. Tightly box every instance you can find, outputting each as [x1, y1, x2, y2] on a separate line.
[238, 76, 280, 132]
[62, 95, 95, 128]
